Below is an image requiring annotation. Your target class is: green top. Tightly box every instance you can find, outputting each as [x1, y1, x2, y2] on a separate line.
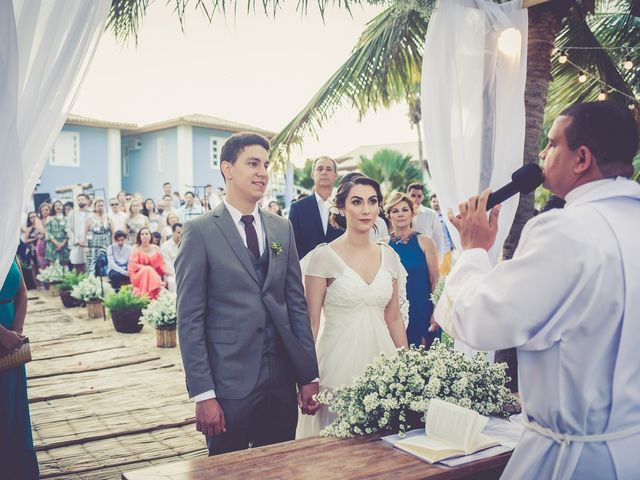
[0, 260, 20, 329]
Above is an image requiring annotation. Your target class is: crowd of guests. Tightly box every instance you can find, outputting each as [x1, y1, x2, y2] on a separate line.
[16, 182, 219, 301]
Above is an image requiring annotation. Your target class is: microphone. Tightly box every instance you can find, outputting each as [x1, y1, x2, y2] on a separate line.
[485, 163, 543, 210]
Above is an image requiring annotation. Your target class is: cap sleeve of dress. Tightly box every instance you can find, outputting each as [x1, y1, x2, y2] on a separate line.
[300, 244, 345, 279]
[380, 242, 410, 328]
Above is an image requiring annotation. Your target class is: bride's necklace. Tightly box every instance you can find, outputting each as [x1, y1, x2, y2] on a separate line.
[390, 231, 415, 245]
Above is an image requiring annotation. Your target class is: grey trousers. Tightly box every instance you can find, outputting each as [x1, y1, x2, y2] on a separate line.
[206, 350, 298, 455]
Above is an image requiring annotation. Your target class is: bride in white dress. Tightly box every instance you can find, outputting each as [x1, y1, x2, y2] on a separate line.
[296, 175, 409, 439]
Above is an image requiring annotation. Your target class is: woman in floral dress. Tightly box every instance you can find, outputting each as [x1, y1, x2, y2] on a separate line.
[85, 198, 111, 275]
[44, 200, 70, 266]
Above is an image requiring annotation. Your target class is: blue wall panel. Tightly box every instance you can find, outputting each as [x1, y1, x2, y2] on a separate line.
[38, 124, 109, 201]
[121, 128, 178, 199]
[192, 127, 227, 190]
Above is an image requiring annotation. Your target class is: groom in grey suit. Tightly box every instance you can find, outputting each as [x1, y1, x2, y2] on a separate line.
[175, 132, 319, 455]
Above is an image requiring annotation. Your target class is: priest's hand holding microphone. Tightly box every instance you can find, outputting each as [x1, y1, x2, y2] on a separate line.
[448, 163, 543, 251]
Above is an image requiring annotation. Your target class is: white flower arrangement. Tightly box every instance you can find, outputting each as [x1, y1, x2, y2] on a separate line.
[317, 340, 518, 438]
[70, 275, 114, 302]
[140, 291, 177, 329]
[36, 261, 66, 283]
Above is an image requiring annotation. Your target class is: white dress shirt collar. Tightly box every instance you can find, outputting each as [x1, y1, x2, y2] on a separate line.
[223, 199, 265, 255]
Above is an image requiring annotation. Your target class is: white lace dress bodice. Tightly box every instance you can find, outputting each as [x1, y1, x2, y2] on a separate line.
[295, 243, 408, 438]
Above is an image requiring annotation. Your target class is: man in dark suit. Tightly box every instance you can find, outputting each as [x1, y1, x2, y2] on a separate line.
[176, 132, 319, 456]
[288, 156, 342, 259]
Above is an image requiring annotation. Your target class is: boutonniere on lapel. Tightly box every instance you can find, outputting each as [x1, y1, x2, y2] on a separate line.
[270, 240, 283, 256]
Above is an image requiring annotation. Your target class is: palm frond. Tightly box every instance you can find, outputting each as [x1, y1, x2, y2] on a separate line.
[270, 8, 428, 165]
[107, 0, 363, 43]
[546, 4, 639, 124]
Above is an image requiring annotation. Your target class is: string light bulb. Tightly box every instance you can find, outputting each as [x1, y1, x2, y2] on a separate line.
[624, 55, 633, 70]
[558, 50, 568, 64]
[598, 89, 607, 101]
[578, 71, 587, 83]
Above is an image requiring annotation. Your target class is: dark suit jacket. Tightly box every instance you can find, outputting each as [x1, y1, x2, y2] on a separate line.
[288, 194, 343, 259]
[175, 204, 319, 400]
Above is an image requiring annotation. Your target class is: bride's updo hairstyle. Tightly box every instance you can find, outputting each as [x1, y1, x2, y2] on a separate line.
[329, 174, 383, 230]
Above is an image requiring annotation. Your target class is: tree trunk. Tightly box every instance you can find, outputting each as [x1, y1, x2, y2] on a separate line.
[496, 4, 566, 392]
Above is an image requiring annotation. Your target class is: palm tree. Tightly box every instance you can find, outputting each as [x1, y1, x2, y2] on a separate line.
[358, 149, 423, 193]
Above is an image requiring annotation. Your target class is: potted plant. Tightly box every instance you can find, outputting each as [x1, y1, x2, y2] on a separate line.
[58, 271, 86, 308]
[104, 286, 149, 333]
[36, 261, 66, 296]
[140, 291, 177, 348]
[71, 275, 114, 319]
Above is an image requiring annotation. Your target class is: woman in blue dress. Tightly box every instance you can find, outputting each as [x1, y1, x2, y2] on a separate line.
[0, 260, 39, 479]
[384, 192, 440, 348]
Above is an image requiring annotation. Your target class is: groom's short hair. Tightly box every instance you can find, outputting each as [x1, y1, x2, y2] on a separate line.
[220, 132, 270, 166]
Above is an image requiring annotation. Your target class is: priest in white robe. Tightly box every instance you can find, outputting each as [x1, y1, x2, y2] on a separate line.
[435, 101, 640, 480]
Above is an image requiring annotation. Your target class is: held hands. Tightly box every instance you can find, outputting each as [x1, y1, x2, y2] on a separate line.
[447, 189, 501, 251]
[195, 398, 226, 437]
[298, 382, 320, 415]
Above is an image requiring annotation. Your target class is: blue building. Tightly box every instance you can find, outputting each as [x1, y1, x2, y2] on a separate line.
[39, 114, 276, 201]
[39, 115, 135, 201]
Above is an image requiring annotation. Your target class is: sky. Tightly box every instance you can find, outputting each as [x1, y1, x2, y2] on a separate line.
[71, 3, 419, 166]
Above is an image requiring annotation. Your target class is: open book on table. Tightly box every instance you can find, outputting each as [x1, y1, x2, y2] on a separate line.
[394, 399, 500, 463]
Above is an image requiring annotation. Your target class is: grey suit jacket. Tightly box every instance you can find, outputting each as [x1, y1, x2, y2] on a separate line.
[175, 203, 319, 400]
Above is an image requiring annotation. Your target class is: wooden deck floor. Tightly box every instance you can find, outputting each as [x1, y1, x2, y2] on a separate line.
[24, 293, 207, 479]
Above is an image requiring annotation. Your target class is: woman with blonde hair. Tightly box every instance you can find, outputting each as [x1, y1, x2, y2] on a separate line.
[384, 191, 439, 348]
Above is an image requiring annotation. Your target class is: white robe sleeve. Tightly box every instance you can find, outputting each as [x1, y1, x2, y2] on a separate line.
[434, 212, 599, 351]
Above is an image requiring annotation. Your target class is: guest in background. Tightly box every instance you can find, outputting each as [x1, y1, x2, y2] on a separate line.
[36, 202, 50, 269]
[68, 193, 90, 273]
[172, 191, 183, 208]
[117, 191, 129, 214]
[44, 200, 70, 266]
[63, 201, 74, 217]
[288, 156, 342, 259]
[107, 230, 131, 291]
[267, 200, 283, 216]
[126, 200, 150, 245]
[162, 212, 180, 242]
[129, 227, 167, 300]
[161, 223, 182, 292]
[384, 192, 439, 348]
[142, 198, 161, 233]
[0, 259, 40, 479]
[179, 191, 204, 223]
[407, 183, 444, 262]
[19, 212, 40, 289]
[151, 231, 162, 246]
[429, 193, 455, 275]
[204, 184, 222, 211]
[85, 198, 111, 276]
[108, 197, 127, 240]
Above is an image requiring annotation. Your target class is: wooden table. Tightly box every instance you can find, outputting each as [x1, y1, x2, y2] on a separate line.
[122, 435, 511, 479]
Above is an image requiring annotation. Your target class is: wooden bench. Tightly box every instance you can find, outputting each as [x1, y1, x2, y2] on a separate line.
[122, 434, 510, 479]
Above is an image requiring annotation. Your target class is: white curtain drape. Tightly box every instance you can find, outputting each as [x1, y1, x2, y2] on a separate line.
[421, 0, 528, 358]
[0, 0, 110, 286]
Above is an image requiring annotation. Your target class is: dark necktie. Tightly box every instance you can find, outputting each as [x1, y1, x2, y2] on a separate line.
[241, 215, 260, 258]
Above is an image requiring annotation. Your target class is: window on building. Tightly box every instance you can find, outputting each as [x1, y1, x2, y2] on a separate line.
[157, 137, 165, 172]
[209, 136, 226, 169]
[49, 131, 80, 167]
